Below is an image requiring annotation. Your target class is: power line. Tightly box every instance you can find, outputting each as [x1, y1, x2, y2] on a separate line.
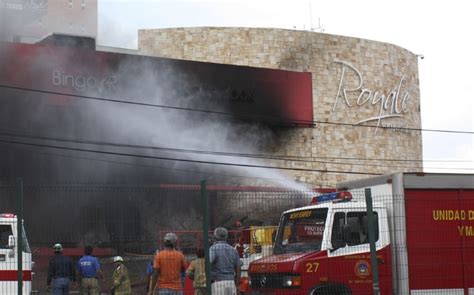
[0, 84, 312, 127]
[423, 166, 474, 171]
[1, 144, 468, 191]
[424, 159, 474, 163]
[15, 148, 473, 189]
[1, 84, 473, 134]
[34, 150, 330, 185]
[0, 129, 424, 171]
[1, 129, 472, 171]
[0, 137, 381, 176]
[315, 120, 473, 134]
[1, 129, 423, 163]
[0, 133, 473, 176]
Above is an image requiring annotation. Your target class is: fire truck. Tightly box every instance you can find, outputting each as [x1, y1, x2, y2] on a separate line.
[248, 173, 474, 294]
[0, 213, 33, 294]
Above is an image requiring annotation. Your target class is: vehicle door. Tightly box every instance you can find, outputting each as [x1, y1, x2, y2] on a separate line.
[327, 209, 391, 295]
[0, 223, 16, 293]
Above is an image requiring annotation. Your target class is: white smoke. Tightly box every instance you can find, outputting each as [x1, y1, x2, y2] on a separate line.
[83, 55, 312, 192]
[0, 3, 313, 193]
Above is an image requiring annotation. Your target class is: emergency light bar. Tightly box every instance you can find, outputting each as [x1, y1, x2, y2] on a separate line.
[0, 213, 16, 218]
[310, 191, 352, 205]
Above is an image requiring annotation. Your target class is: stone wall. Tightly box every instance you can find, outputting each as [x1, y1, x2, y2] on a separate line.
[138, 27, 422, 188]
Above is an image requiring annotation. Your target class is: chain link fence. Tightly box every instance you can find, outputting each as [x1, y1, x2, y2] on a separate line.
[1, 182, 473, 294]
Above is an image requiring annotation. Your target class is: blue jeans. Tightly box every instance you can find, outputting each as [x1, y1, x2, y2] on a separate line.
[53, 277, 70, 295]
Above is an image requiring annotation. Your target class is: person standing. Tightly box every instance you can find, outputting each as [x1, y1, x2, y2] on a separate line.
[186, 248, 206, 295]
[77, 245, 104, 295]
[146, 249, 159, 292]
[111, 256, 131, 295]
[47, 243, 76, 295]
[146, 259, 154, 292]
[210, 227, 242, 295]
[148, 232, 186, 295]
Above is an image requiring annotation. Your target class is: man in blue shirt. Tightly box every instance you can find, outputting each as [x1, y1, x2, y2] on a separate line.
[77, 245, 104, 295]
[145, 249, 158, 292]
[209, 227, 242, 295]
[47, 243, 76, 295]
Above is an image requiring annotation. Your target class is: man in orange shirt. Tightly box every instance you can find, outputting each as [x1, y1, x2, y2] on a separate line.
[148, 232, 186, 295]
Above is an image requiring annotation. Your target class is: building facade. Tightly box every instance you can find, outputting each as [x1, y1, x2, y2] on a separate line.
[2, 25, 424, 188]
[0, 0, 97, 43]
[137, 27, 423, 187]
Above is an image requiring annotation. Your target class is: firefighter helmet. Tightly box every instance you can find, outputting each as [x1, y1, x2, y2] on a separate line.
[53, 243, 63, 252]
[164, 232, 178, 247]
[113, 256, 124, 263]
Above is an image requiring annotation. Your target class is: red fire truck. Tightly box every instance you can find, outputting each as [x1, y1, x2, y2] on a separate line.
[248, 173, 474, 294]
[0, 213, 33, 294]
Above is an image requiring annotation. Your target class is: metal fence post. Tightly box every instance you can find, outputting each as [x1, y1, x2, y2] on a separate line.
[365, 188, 380, 295]
[201, 180, 211, 295]
[17, 178, 23, 295]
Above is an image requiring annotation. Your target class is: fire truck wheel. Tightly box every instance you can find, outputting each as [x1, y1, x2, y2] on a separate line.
[309, 284, 352, 295]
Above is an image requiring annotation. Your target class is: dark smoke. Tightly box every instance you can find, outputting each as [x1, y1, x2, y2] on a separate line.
[0, 10, 312, 255]
[0, 7, 315, 293]
[1, 45, 308, 189]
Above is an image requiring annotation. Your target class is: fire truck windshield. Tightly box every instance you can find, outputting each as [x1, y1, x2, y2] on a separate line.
[273, 208, 328, 254]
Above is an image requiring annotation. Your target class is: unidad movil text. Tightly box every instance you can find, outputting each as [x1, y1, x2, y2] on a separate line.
[433, 209, 474, 237]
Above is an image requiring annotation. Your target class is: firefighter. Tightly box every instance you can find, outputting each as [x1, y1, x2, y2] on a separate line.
[47, 243, 76, 295]
[111, 256, 131, 295]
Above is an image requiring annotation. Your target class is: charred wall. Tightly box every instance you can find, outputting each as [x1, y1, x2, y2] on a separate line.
[138, 27, 424, 187]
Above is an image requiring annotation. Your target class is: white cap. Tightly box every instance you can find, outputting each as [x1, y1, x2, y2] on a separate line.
[113, 256, 124, 263]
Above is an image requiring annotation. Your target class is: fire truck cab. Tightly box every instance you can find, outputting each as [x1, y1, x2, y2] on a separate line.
[0, 213, 33, 294]
[248, 192, 392, 294]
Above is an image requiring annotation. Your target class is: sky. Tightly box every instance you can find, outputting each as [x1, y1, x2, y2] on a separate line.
[98, 0, 474, 173]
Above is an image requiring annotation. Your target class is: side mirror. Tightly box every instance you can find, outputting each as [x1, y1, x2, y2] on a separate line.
[330, 225, 348, 252]
[8, 235, 15, 248]
[330, 239, 345, 251]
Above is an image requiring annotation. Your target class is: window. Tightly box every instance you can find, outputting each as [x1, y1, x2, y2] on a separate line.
[331, 211, 379, 247]
[81, 0, 85, 9]
[274, 208, 328, 254]
[331, 212, 345, 246]
[69, 0, 73, 8]
[21, 224, 31, 253]
[0, 225, 13, 249]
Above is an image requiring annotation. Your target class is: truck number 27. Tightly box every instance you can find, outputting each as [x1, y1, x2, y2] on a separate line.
[305, 262, 320, 273]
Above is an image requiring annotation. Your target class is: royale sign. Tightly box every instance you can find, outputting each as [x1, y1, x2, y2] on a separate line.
[331, 60, 412, 133]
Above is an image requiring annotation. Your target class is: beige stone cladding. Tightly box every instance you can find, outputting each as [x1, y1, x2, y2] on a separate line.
[138, 27, 422, 188]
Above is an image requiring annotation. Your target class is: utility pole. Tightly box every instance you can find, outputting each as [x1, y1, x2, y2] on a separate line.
[201, 180, 211, 295]
[365, 188, 380, 295]
[17, 178, 23, 295]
